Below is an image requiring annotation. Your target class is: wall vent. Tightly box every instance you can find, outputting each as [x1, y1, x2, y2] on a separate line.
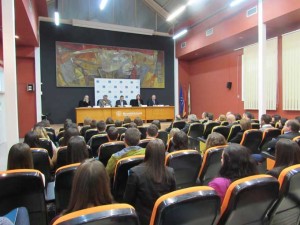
[181, 42, 187, 48]
[246, 6, 257, 17]
[206, 28, 214, 37]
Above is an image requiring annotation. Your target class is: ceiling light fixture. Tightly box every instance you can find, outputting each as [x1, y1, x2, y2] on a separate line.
[173, 29, 188, 40]
[230, 0, 247, 7]
[167, 5, 186, 22]
[15, 35, 19, 39]
[99, 0, 108, 10]
[54, 0, 60, 25]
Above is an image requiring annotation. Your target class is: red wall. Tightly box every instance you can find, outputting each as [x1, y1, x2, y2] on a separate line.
[17, 54, 36, 137]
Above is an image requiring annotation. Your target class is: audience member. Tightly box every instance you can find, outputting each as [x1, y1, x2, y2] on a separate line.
[107, 127, 119, 142]
[201, 112, 209, 121]
[124, 139, 176, 225]
[267, 119, 300, 150]
[204, 132, 227, 154]
[216, 114, 226, 123]
[235, 113, 242, 121]
[80, 118, 92, 136]
[78, 95, 91, 107]
[295, 116, 300, 124]
[182, 114, 198, 133]
[115, 95, 127, 107]
[66, 136, 89, 165]
[226, 113, 236, 127]
[96, 120, 107, 134]
[52, 159, 113, 224]
[271, 114, 281, 126]
[7, 143, 33, 170]
[209, 144, 258, 202]
[134, 117, 143, 126]
[130, 94, 144, 107]
[147, 94, 159, 106]
[151, 120, 161, 130]
[267, 139, 300, 178]
[169, 128, 180, 139]
[242, 111, 254, 121]
[171, 130, 188, 152]
[90, 119, 97, 129]
[277, 117, 288, 129]
[24, 131, 54, 168]
[106, 128, 145, 177]
[123, 116, 132, 124]
[114, 120, 122, 127]
[128, 122, 138, 128]
[146, 124, 159, 139]
[165, 114, 182, 132]
[105, 117, 114, 125]
[260, 114, 273, 132]
[230, 118, 251, 143]
[62, 127, 80, 147]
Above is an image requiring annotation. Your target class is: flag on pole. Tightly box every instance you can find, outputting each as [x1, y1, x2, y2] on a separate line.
[179, 85, 186, 117]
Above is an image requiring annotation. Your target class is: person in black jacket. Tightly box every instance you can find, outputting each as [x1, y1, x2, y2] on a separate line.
[123, 139, 176, 225]
[78, 95, 91, 107]
[230, 118, 251, 144]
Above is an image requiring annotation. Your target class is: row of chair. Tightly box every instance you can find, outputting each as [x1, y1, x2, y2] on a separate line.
[3, 164, 299, 225]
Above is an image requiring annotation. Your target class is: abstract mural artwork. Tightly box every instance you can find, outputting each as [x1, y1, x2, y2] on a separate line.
[56, 42, 165, 88]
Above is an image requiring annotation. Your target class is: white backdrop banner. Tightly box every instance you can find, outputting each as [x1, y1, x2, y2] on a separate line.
[94, 78, 140, 106]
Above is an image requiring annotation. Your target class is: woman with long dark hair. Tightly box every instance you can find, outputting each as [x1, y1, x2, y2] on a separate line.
[51, 159, 113, 224]
[267, 139, 300, 178]
[66, 136, 89, 164]
[124, 139, 176, 225]
[7, 143, 33, 170]
[209, 143, 258, 202]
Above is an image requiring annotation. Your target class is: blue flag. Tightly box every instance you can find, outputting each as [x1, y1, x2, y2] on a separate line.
[179, 85, 186, 117]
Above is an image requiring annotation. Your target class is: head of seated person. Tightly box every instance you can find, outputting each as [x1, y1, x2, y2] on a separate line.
[62, 159, 113, 215]
[33, 125, 49, 140]
[107, 127, 119, 142]
[226, 114, 236, 125]
[146, 124, 158, 139]
[7, 143, 33, 170]
[134, 117, 143, 126]
[125, 128, 141, 147]
[63, 127, 80, 146]
[67, 136, 89, 164]
[24, 131, 40, 148]
[268, 139, 300, 178]
[169, 128, 180, 139]
[83, 117, 92, 126]
[90, 120, 97, 129]
[114, 120, 122, 127]
[123, 116, 131, 124]
[96, 120, 106, 133]
[242, 111, 254, 121]
[283, 119, 300, 133]
[151, 120, 161, 130]
[188, 114, 198, 123]
[235, 113, 242, 121]
[128, 122, 137, 128]
[63, 118, 73, 131]
[240, 118, 252, 131]
[172, 130, 188, 151]
[205, 132, 227, 154]
[105, 117, 114, 125]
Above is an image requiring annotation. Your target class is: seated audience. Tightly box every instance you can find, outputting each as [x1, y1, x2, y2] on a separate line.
[267, 139, 300, 178]
[182, 114, 198, 133]
[169, 128, 180, 139]
[165, 114, 182, 132]
[147, 94, 159, 106]
[78, 95, 91, 107]
[96, 120, 107, 134]
[203, 132, 227, 155]
[33, 125, 58, 155]
[66, 136, 89, 165]
[134, 117, 143, 126]
[123, 116, 132, 124]
[107, 127, 119, 142]
[80, 118, 92, 136]
[204, 112, 214, 125]
[226, 113, 236, 128]
[105, 117, 114, 125]
[24, 131, 54, 168]
[114, 120, 123, 127]
[130, 94, 144, 107]
[235, 113, 242, 121]
[267, 119, 300, 150]
[106, 128, 145, 177]
[271, 114, 281, 127]
[61, 126, 80, 147]
[7, 143, 33, 170]
[216, 114, 226, 123]
[146, 124, 159, 139]
[209, 144, 258, 202]
[90, 119, 97, 129]
[277, 117, 288, 129]
[242, 111, 254, 121]
[230, 118, 251, 143]
[201, 112, 209, 122]
[151, 120, 161, 130]
[128, 122, 138, 128]
[51, 159, 113, 224]
[260, 114, 273, 132]
[170, 130, 188, 152]
[124, 139, 176, 225]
